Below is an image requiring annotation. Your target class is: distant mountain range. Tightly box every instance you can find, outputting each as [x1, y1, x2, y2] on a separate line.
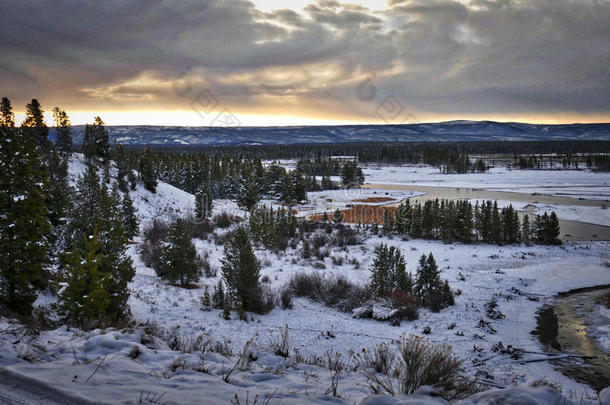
[49, 121, 610, 146]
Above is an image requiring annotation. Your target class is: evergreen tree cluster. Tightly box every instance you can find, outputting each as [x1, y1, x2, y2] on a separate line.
[158, 218, 202, 287]
[383, 199, 559, 245]
[0, 103, 51, 314]
[370, 244, 412, 297]
[513, 152, 610, 171]
[370, 247, 453, 314]
[165, 140, 608, 165]
[128, 151, 350, 209]
[248, 206, 297, 251]
[0, 97, 138, 328]
[62, 162, 137, 325]
[83, 116, 110, 166]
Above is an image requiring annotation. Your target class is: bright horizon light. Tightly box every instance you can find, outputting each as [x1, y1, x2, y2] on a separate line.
[12, 109, 609, 127]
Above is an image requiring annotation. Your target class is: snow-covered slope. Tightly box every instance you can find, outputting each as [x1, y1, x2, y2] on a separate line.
[68, 155, 195, 227]
[1, 159, 609, 404]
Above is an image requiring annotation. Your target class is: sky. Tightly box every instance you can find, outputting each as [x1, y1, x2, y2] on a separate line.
[1, 0, 609, 126]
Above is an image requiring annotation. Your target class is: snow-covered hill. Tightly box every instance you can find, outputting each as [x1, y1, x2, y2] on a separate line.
[0, 158, 609, 404]
[50, 121, 610, 146]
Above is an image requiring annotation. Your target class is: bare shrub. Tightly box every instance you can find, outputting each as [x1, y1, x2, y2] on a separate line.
[331, 226, 360, 246]
[288, 273, 325, 300]
[312, 233, 328, 249]
[358, 342, 395, 375]
[287, 273, 371, 312]
[267, 325, 292, 358]
[213, 212, 236, 228]
[363, 336, 465, 398]
[396, 335, 462, 394]
[231, 391, 275, 405]
[213, 232, 227, 246]
[331, 256, 344, 266]
[201, 253, 216, 278]
[247, 286, 276, 315]
[143, 219, 169, 245]
[140, 219, 170, 272]
[279, 288, 293, 310]
[139, 241, 163, 272]
[390, 290, 419, 321]
[188, 218, 215, 239]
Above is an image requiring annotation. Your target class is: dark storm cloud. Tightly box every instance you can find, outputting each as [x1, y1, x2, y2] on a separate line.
[0, 0, 608, 120]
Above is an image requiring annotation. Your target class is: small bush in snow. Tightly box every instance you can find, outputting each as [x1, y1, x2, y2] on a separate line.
[187, 217, 215, 239]
[280, 287, 293, 310]
[143, 219, 169, 245]
[287, 273, 371, 312]
[213, 211, 236, 228]
[267, 325, 292, 358]
[358, 342, 394, 375]
[393, 336, 463, 395]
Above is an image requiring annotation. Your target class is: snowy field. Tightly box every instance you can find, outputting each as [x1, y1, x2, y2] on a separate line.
[1, 158, 609, 404]
[261, 188, 424, 218]
[362, 164, 610, 201]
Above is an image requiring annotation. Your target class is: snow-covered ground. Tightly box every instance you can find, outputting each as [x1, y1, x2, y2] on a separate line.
[261, 188, 424, 218]
[362, 164, 610, 201]
[1, 158, 609, 404]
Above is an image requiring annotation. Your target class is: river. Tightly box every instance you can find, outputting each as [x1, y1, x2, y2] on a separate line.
[535, 287, 610, 391]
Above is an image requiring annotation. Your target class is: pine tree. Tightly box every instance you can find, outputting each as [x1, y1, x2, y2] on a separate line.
[221, 227, 262, 312]
[370, 244, 410, 297]
[139, 146, 157, 193]
[195, 181, 213, 219]
[236, 174, 260, 211]
[159, 218, 202, 287]
[490, 201, 502, 244]
[128, 168, 138, 191]
[114, 144, 129, 192]
[382, 209, 394, 234]
[395, 201, 411, 236]
[66, 163, 135, 321]
[103, 162, 111, 184]
[521, 214, 531, 246]
[201, 285, 211, 310]
[212, 281, 226, 309]
[121, 191, 138, 240]
[333, 209, 343, 224]
[46, 148, 72, 259]
[58, 229, 109, 328]
[0, 97, 15, 127]
[53, 107, 72, 155]
[0, 125, 51, 314]
[22, 99, 49, 148]
[82, 124, 97, 163]
[93, 117, 110, 164]
[547, 212, 561, 245]
[414, 253, 443, 308]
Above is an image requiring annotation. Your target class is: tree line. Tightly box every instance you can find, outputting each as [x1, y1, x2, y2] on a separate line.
[139, 140, 610, 168]
[373, 199, 561, 245]
[116, 149, 366, 212]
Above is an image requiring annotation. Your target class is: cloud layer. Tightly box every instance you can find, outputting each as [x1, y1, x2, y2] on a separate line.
[1, 0, 608, 124]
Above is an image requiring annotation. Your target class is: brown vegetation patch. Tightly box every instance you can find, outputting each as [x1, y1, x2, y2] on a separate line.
[311, 205, 396, 224]
[352, 197, 396, 203]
